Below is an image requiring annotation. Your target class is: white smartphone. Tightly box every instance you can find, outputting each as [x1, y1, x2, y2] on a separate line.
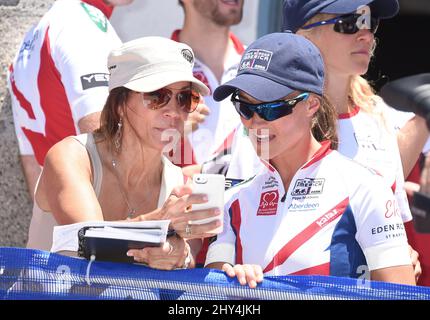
[190, 174, 225, 234]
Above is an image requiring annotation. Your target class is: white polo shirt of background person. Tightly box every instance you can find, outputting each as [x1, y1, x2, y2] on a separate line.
[8, 0, 121, 165]
[206, 142, 411, 277]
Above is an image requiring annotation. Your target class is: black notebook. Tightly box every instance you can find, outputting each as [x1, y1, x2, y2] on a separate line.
[78, 225, 175, 263]
[52, 220, 171, 263]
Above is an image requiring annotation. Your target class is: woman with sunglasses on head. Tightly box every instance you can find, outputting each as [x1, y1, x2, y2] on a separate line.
[220, 0, 421, 279]
[32, 37, 222, 270]
[205, 32, 415, 287]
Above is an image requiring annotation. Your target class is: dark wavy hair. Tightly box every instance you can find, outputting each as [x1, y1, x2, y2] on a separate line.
[94, 87, 132, 152]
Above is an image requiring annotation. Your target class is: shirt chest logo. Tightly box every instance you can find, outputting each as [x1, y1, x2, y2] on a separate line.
[291, 178, 325, 198]
[257, 190, 279, 216]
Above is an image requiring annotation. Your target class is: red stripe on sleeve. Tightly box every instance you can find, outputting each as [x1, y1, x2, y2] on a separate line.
[23, 28, 77, 165]
[9, 65, 36, 120]
[230, 199, 243, 264]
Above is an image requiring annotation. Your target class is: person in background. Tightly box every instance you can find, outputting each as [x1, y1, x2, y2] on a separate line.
[222, 0, 422, 281]
[7, 0, 131, 201]
[206, 32, 415, 287]
[171, 0, 245, 169]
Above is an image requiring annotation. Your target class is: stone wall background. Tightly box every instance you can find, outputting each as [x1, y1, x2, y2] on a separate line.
[0, 0, 55, 247]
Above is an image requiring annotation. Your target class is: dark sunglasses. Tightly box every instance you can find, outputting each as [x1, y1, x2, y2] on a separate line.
[231, 91, 310, 122]
[142, 87, 200, 113]
[301, 13, 380, 34]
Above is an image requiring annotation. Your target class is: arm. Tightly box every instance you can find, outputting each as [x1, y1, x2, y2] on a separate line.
[371, 265, 415, 285]
[128, 235, 195, 270]
[355, 173, 416, 285]
[20, 155, 42, 201]
[398, 116, 429, 177]
[133, 185, 222, 239]
[420, 151, 430, 194]
[35, 137, 103, 224]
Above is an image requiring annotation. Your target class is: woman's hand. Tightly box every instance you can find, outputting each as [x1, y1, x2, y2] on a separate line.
[222, 263, 264, 289]
[186, 101, 210, 132]
[158, 185, 222, 239]
[127, 235, 190, 270]
[409, 245, 422, 282]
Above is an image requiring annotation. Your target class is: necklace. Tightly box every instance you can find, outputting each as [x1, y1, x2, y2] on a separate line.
[111, 158, 142, 219]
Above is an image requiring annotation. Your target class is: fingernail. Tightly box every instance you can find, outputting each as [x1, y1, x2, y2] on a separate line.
[214, 208, 221, 215]
[126, 251, 133, 257]
[202, 195, 208, 201]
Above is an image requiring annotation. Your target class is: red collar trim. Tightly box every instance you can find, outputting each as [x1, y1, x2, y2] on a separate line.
[229, 32, 245, 54]
[171, 29, 181, 42]
[302, 141, 333, 169]
[171, 30, 245, 55]
[259, 159, 275, 173]
[338, 105, 360, 119]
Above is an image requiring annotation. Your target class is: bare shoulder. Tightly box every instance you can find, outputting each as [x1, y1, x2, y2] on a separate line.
[43, 136, 91, 172]
[36, 136, 93, 209]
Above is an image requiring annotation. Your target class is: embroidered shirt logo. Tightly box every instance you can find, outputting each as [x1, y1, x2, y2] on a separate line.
[81, 2, 108, 32]
[291, 178, 325, 197]
[257, 190, 279, 216]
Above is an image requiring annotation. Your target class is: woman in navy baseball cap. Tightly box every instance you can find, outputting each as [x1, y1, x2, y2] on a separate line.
[205, 32, 415, 288]
[281, 0, 423, 282]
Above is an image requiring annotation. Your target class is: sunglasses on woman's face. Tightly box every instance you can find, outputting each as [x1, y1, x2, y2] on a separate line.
[302, 13, 380, 34]
[142, 87, 200, 113]
[231, 91, 310, 122]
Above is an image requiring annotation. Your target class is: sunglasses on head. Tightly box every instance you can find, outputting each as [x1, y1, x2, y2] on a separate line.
[302, 13, 380, 34]
[231, 91, 310, 122]
[142, 87, 200, 113]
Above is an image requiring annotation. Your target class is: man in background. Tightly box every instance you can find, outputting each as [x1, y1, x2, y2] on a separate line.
[171, 0, 245, 169]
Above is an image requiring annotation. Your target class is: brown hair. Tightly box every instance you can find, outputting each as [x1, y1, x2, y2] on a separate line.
[94, 87, 132, 152]
[311, 94, 338, 150]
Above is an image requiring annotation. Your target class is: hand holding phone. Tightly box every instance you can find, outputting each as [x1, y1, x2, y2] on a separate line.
[190, 174, 225, 234]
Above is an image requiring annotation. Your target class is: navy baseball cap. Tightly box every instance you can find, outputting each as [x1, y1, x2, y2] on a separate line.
[282, 0, 400, 33]
[213, 32, 324, 102]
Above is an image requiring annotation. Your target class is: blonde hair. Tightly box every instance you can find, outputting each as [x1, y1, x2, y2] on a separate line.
[298, 13, 388, 129]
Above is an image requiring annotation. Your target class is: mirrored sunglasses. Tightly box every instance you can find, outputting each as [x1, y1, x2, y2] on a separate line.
[231, 91, 310, 121]
[142, 87, 200, 113]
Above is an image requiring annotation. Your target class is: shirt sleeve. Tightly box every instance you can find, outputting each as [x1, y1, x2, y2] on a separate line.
[205, 194, 238, 266]
[352, 172, 412, 271]
[51, 8, 121, 131]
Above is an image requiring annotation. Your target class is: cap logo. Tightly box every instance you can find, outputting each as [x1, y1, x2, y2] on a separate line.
[239, 49, 273, 72]
[181, 49, 194, 64]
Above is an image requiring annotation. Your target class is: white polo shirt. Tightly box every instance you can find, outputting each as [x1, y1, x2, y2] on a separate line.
[8, 0, 121, 165]
[206, 142, 411, 277]
[171, 30, 243, 165]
